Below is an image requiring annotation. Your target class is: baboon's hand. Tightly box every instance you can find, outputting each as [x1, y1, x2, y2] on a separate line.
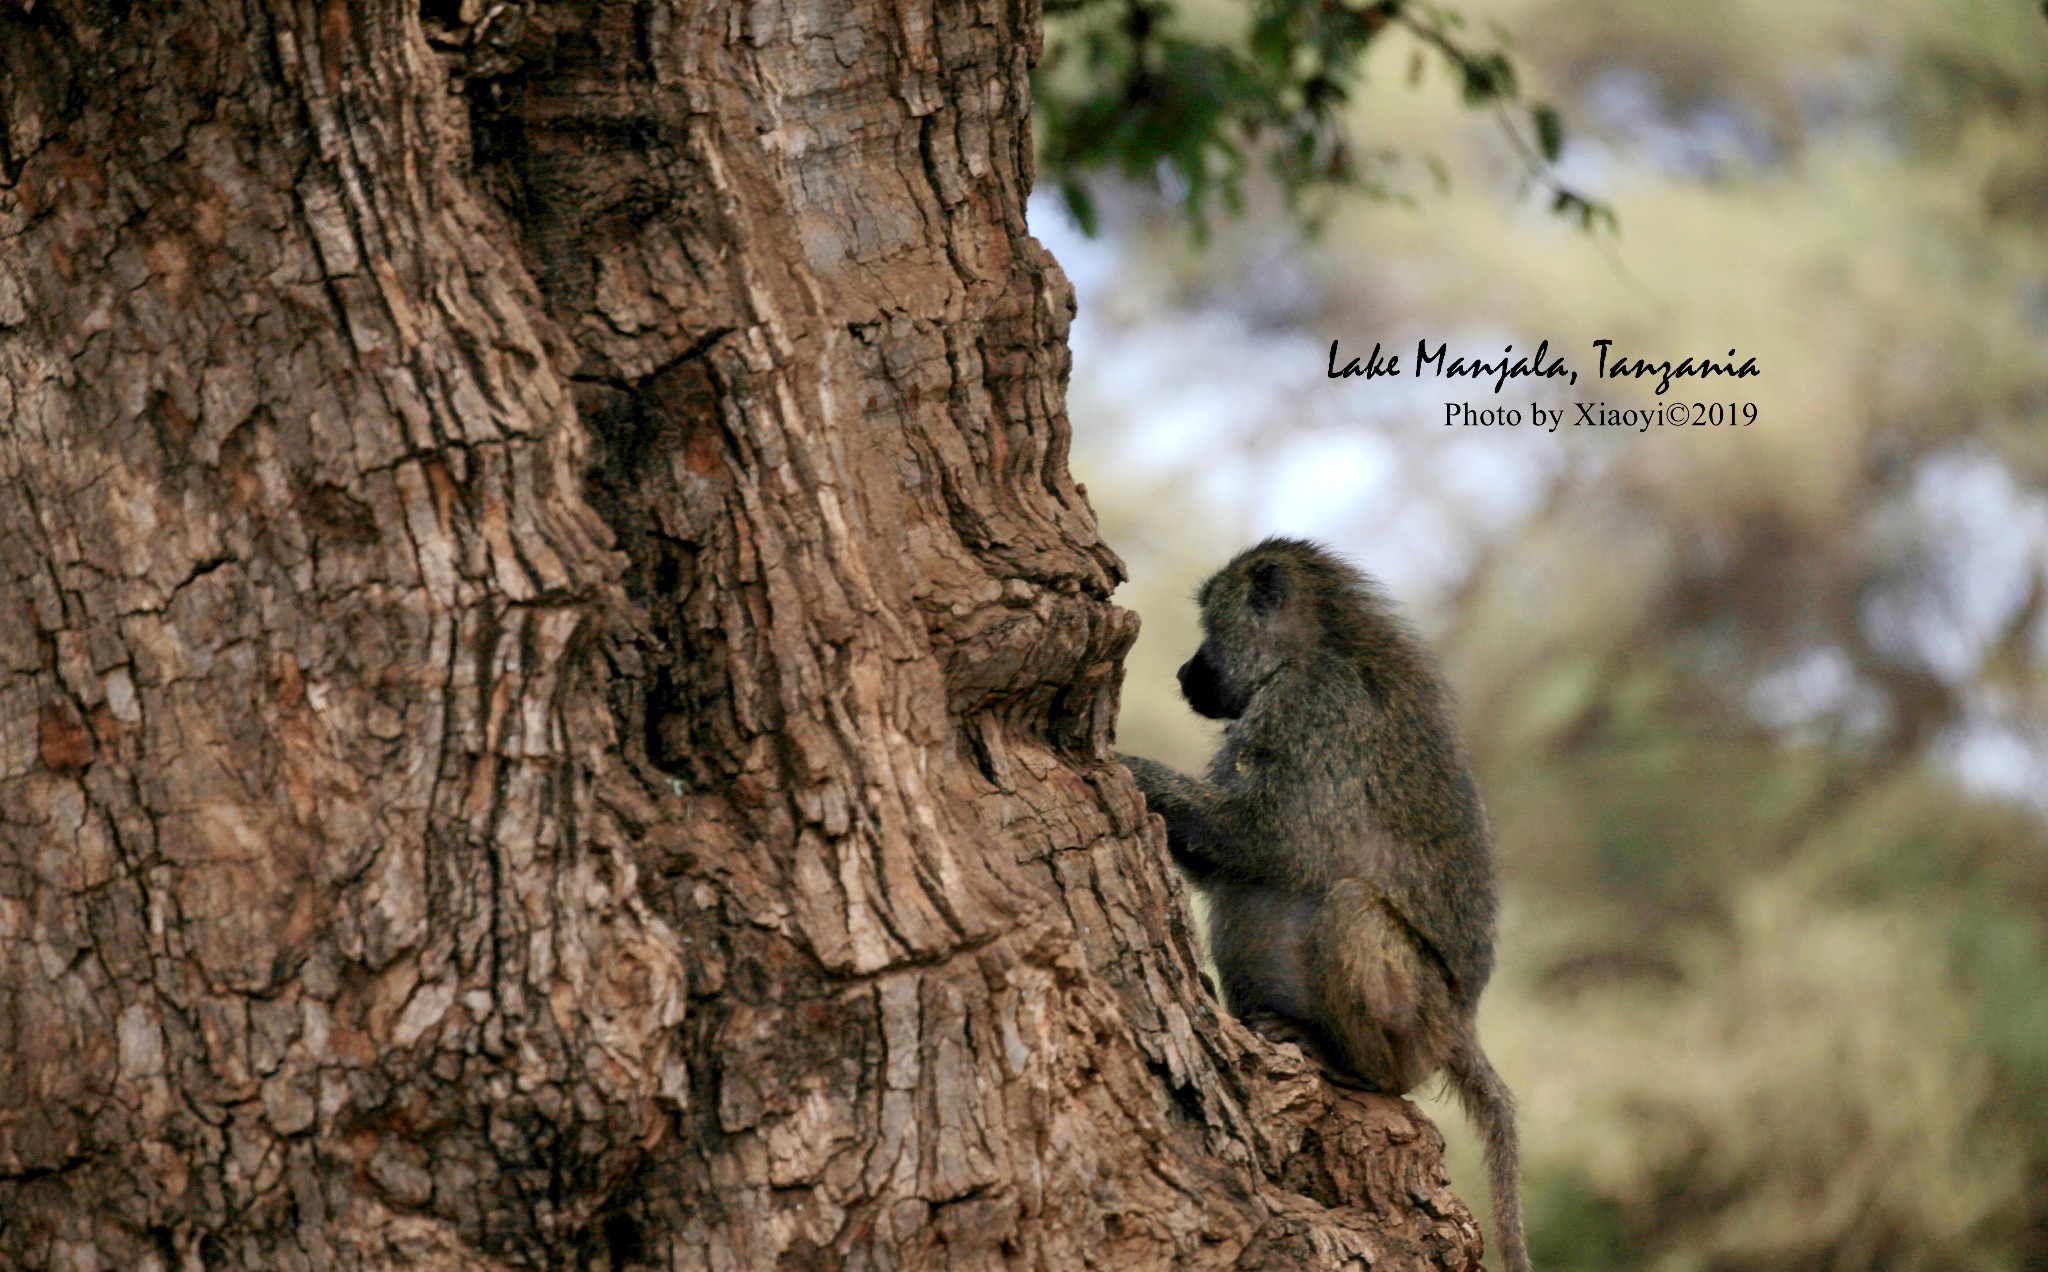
[1116, 753, 1224, 875]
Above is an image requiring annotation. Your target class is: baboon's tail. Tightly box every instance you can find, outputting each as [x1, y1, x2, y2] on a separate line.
[1446, 1038, 1531, 1272]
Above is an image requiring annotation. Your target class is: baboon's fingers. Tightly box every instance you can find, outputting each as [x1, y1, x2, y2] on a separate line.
[1241, 1009, 1376, 1089]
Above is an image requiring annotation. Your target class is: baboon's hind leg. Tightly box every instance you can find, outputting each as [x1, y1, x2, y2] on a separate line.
[1307, 878, 1459, 1094]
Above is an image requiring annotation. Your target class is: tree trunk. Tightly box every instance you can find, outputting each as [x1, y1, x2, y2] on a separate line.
[0, 1, 1482, 1268]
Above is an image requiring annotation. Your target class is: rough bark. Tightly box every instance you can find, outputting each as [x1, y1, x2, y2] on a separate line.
[0, 1, 1482, 1269]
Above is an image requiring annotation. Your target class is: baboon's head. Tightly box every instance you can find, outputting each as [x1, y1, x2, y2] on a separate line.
[1179, 537, 1399, 720]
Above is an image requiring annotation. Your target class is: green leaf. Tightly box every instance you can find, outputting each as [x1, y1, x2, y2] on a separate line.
[1060, 177, 1099, 237]
[1461, 52, 1515, 103]
[1533, 103, 1564, 163]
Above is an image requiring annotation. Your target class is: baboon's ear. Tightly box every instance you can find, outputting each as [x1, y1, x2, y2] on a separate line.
[1249, 560, 1286, 614]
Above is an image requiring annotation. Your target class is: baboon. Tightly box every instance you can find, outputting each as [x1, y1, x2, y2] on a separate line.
[1120, 537, 1530, 1272]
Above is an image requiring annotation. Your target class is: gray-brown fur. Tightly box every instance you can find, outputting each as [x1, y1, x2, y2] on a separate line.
[1120, 537, 1532, 1272]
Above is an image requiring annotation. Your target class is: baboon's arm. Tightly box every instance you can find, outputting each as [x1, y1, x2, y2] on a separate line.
[1119, 753, 1320, 888]
[1117, 754, 1228, 878]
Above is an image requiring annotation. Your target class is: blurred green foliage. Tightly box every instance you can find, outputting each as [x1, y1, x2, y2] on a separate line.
[1034, 0, 1609, 233]
[1061, 0, 2048, 1267]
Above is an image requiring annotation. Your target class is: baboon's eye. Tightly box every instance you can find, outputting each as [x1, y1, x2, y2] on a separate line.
[1249, 561, 1286, 614]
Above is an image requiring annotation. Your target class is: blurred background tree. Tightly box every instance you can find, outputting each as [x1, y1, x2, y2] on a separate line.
[1037, 0, 2048, 1267]
[1036, 0, 1608, 233]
